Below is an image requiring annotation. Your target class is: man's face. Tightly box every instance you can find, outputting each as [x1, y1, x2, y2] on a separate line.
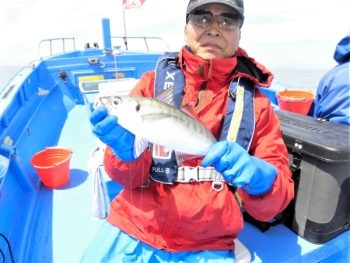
[184, 4, 241, 60]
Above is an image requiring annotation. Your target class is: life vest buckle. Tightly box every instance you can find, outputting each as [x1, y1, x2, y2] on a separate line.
[183, 166, 199, 182]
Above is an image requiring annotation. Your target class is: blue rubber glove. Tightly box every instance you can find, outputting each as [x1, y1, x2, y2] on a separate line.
[90, 106, 137, 162]
[202, 141, 277, 195]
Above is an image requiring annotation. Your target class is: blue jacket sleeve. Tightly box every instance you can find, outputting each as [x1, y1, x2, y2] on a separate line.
[313, 62, 350, 126]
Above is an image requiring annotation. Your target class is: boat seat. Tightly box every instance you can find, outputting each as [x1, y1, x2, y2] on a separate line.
[235, 239, 251, 263]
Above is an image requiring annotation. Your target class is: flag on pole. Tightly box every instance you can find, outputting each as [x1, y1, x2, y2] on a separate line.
[123, 0, 146, 10]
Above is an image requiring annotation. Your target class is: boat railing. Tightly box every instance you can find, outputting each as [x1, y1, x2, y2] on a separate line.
[37, 37, 76, 60]
[110, 36, 170, 52]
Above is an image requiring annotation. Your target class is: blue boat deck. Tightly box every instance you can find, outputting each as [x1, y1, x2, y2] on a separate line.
[239, 220, 350, 263]
[13, 105, 103, 262]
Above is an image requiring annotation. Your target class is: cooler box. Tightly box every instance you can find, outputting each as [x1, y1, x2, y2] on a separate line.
[275, 110, 350, 244]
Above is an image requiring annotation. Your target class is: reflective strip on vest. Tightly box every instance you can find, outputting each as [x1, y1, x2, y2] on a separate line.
[224, 78, 255, 151]
[227, 85, 245, 142]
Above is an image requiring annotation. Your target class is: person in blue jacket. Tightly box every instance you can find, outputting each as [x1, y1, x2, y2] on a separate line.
[313, 33, 350, 125]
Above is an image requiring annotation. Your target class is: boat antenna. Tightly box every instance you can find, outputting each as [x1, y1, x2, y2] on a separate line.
[122, 2, 129, 50]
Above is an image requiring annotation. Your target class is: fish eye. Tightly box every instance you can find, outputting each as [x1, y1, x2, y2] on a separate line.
[112, 98, 121, 106]
[136, 103, 140, 112]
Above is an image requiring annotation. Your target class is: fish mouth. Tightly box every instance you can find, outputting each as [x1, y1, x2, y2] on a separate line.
[99, 96, 111, 106]
[100, 95, 141, 113]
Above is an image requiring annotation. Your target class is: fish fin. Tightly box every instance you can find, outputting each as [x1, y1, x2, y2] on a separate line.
[133, 135, 149, 158]
[98, 96, 109, 107]
[155, 87, 200, 122]
[155, 86, 175, 106]
[175, 151, 202, 166]
[180, 102, 201, 122]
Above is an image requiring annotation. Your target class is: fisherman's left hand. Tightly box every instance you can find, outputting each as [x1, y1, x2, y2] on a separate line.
[90, 106, 141, 162]
[202, 141, 277, 195]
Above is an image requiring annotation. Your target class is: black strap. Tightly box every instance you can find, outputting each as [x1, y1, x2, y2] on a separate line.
[242, 193, 296, 233]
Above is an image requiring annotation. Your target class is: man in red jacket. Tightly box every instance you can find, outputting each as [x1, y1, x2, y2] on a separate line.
[81, 0, 294, 262]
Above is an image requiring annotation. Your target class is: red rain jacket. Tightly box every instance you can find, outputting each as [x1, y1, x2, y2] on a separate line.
[104, 46, 294, 252]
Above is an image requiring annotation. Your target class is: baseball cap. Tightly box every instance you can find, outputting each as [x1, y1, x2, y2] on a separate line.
[186, 0, 244, 23]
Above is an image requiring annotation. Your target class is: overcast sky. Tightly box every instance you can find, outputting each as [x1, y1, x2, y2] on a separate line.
[1, 0, 349, 69]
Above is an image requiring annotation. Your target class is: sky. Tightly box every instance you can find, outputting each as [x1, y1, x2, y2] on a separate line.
[0, 0, 349, 69]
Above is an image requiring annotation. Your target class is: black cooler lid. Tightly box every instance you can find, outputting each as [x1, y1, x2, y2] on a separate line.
[275, 110, 350, 163]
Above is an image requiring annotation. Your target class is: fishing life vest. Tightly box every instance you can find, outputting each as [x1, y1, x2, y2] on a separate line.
[149, 52, 255, 184]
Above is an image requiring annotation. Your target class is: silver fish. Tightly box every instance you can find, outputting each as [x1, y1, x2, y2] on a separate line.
[98, 87, 217, 157]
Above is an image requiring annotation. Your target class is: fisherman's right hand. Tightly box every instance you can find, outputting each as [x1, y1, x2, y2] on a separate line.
[90, 106, 138, 162]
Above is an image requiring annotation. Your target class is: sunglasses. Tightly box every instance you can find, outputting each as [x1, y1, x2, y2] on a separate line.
[188, 10, 242, 30]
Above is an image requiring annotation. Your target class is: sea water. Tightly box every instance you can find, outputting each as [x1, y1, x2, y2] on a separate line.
[0, 66, 23, 90]
[0, 66, 329, 94]
[270, 68, 329, 94]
